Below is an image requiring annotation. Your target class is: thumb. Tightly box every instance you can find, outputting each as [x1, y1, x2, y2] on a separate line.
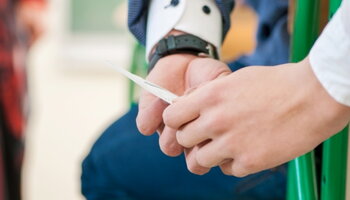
[186, 58, 231, 88]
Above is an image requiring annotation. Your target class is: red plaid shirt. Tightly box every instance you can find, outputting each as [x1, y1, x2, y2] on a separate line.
[0, 0, 44, 199]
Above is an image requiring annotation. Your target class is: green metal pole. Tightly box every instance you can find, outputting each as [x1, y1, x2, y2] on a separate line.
[321, 1, 348, 200]
[290, 0, 320, 62]
[287, 0, 320, 199]
[293, 153, 319, 200]
[329, 0, 342, 18]
[287, 163, 298, 199]
[321, 127, 348, 200]
[128, 43, 146, 106]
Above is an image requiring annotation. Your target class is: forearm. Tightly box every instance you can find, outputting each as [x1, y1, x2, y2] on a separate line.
[146, 0, 223, 59]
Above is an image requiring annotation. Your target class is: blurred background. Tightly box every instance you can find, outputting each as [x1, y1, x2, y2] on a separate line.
[20, 0, 257, 199]
[22, 0, 131, 199]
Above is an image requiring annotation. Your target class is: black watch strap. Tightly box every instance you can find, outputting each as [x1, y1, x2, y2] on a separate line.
[148, 34, 219, 72]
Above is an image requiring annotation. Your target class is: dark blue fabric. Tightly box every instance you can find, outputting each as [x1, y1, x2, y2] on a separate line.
[229, 0, 289, 71]
[82, 0, 290, 199]
[128, 0, 234, 45]
[82, 105, 287, 200]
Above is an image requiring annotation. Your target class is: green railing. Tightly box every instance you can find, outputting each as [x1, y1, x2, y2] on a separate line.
[287, 1, 320, 199]
[287, 0, 349, 199]
[128, 43, 147, 106]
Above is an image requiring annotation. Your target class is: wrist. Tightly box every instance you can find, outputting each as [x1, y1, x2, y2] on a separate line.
[149, 30, 186, 58]
[148, 33, 219, 73]
[145, 0, 223, 59]
[296, 58, 350, 138]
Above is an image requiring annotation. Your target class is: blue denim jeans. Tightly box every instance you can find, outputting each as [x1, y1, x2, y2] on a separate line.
[82, 105, 287, 200]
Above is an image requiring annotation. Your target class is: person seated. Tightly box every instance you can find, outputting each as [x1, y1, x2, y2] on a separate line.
[81, 0, 290, 199]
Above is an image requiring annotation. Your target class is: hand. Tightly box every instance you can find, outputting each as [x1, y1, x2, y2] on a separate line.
[163, 57, 350, 177]
[136, 55, 230, 157]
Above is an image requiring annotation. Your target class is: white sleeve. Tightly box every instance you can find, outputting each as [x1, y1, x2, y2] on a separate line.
[309, 0, 350, 106]
[146, 0, 222, 60]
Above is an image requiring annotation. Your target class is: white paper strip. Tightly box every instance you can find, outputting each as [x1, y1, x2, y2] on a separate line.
[105, 61, 178, 104]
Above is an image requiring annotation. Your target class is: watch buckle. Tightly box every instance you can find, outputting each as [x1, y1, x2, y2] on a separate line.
[206, 44, 215, 58]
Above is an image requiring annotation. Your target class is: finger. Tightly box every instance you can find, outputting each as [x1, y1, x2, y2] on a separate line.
[156, 123, 165, 136]
[186, 58, 231, 88]
[163, 95, 200, 129]
[195, 140, 229, 168]
[183, 86, 198, 96]
[159, 126, 184, 157]
[176, 119, 212, 148]
[219, 159, 234, 176]
[137, 91, 168, 135]
[231, 156, 258, 177]
[219, 158, 251, 177]
[184, 147, 211, 175]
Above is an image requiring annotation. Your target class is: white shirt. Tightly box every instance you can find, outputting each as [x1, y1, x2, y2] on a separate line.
[310, 0, 350, 106]
[146, 0, 222, 59]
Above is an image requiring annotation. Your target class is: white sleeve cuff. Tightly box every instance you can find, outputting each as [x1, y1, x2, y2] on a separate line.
[146, 0, 222, 60]
[309, 0, 350, 107]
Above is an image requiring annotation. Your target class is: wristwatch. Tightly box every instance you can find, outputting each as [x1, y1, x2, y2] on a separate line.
[148, 34, 219, 72]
